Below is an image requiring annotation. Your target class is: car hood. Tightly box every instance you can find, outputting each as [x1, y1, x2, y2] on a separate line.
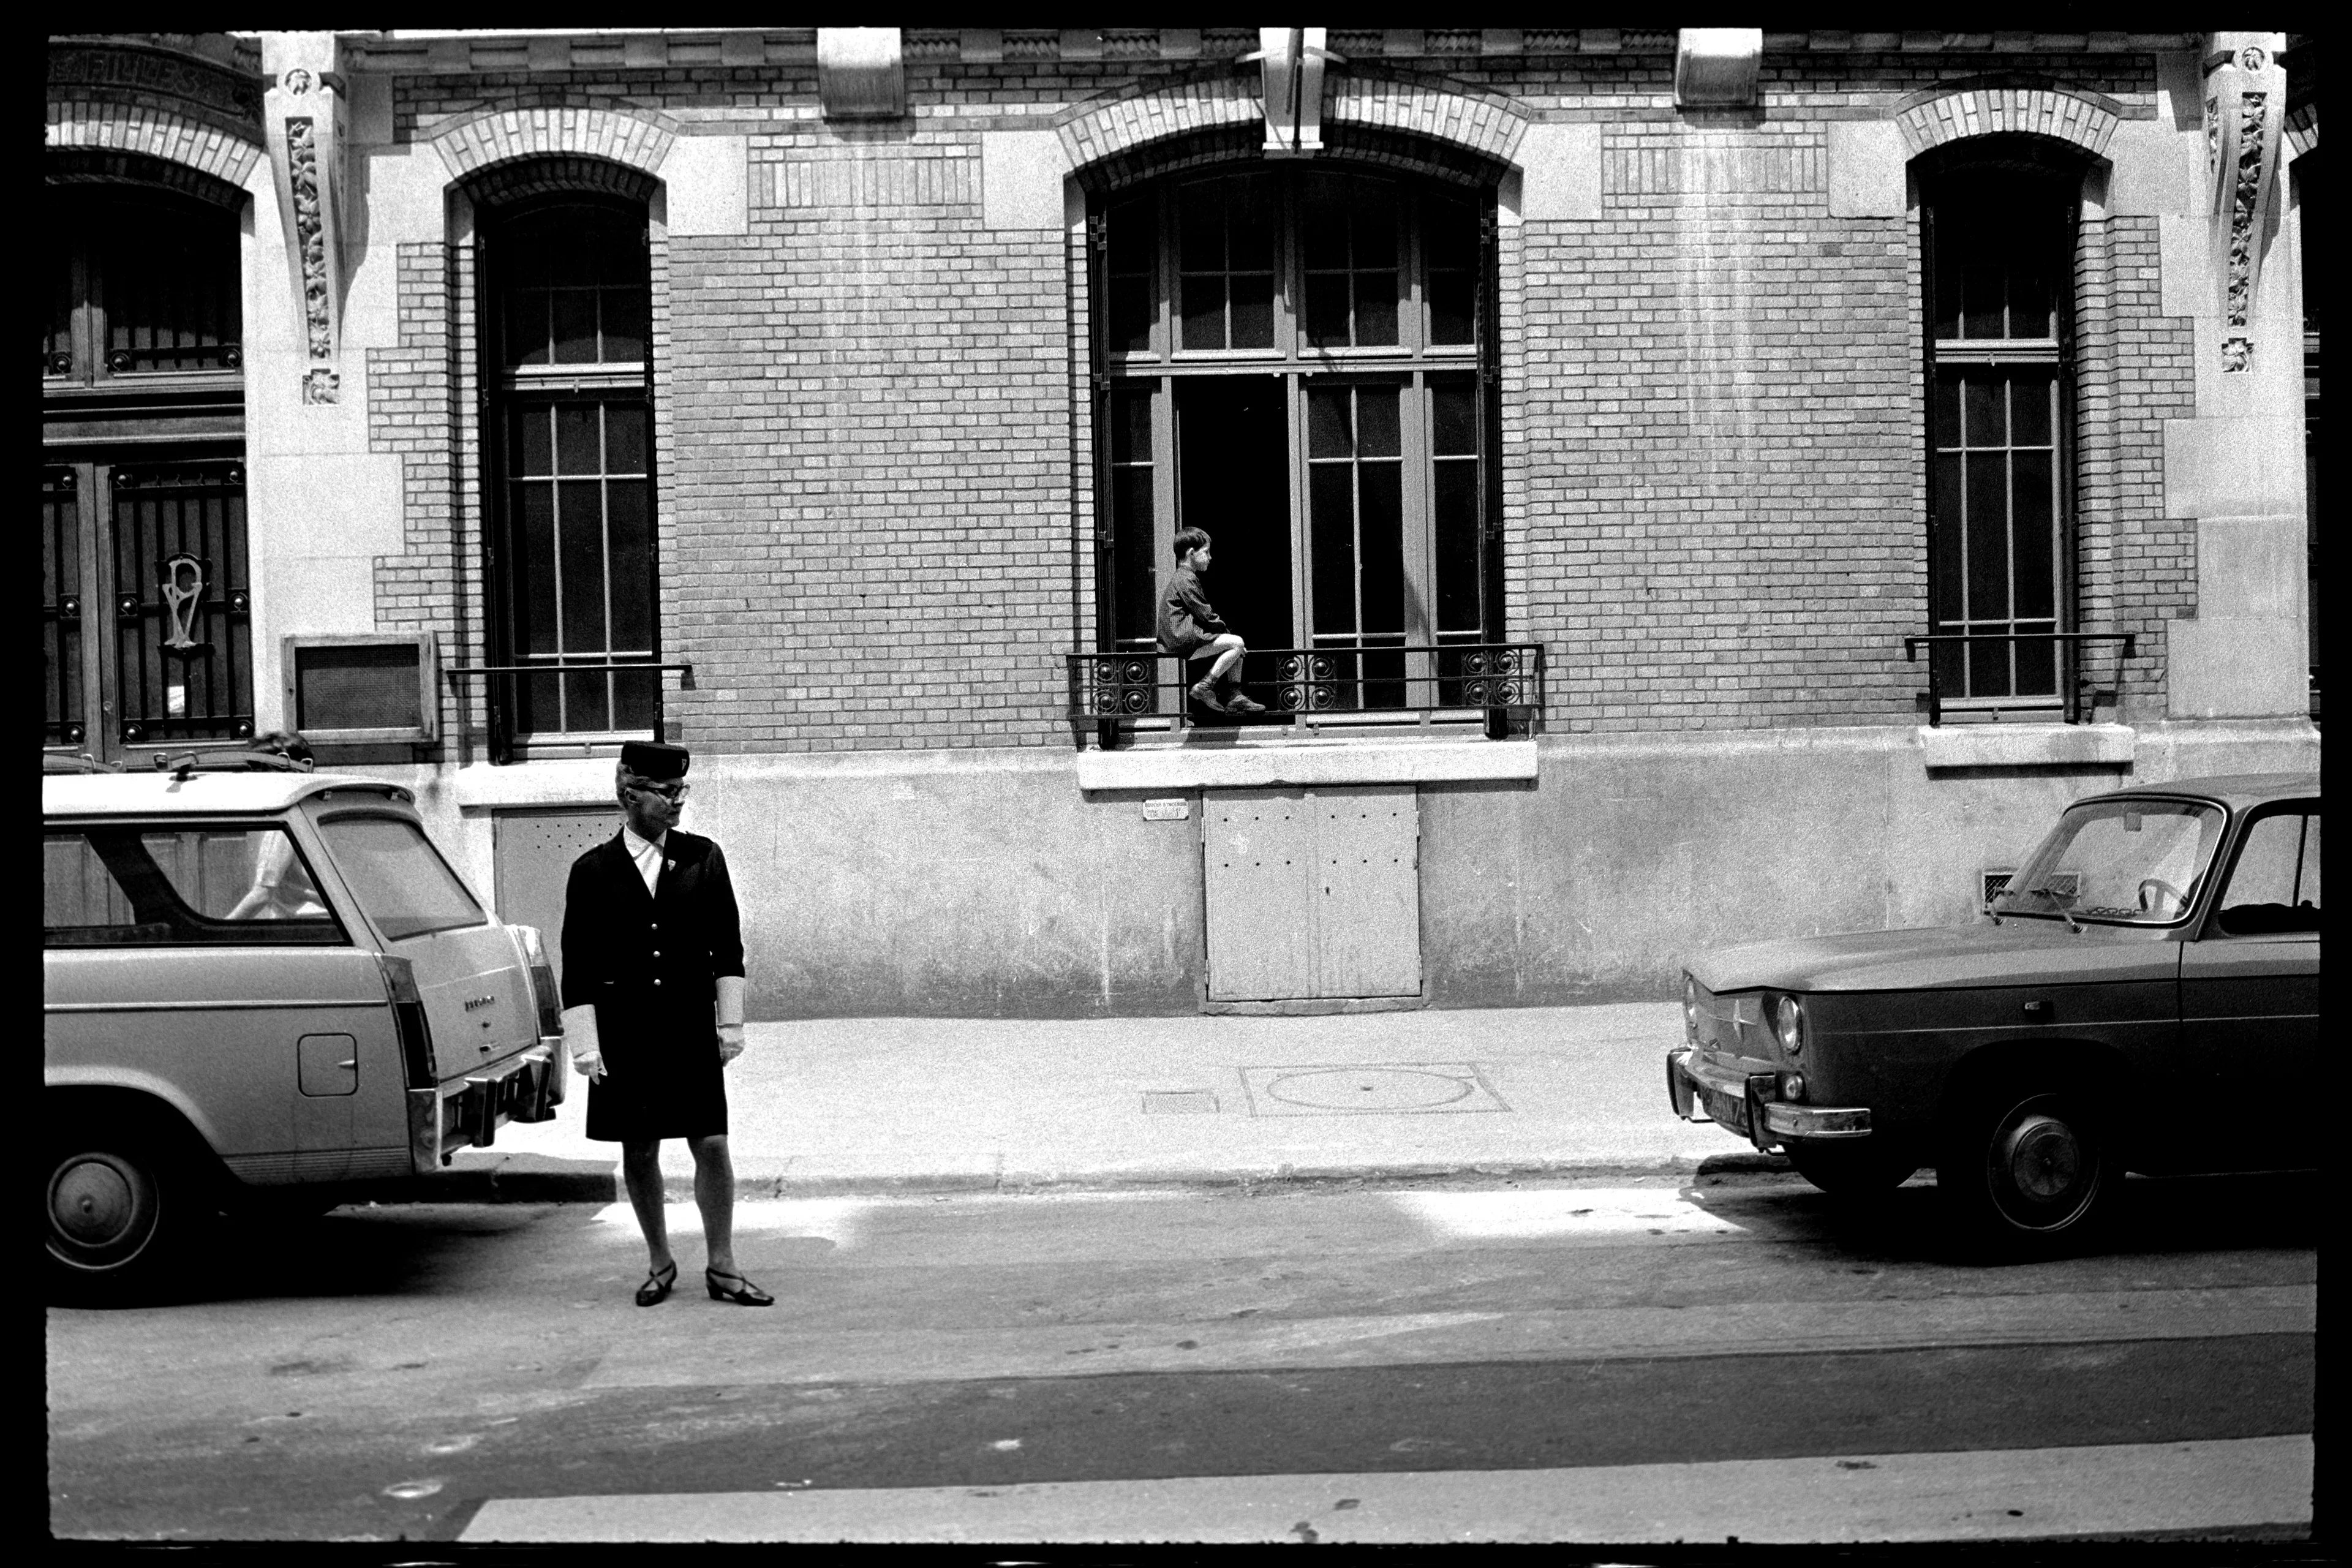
[1691, 919, 2174, 994]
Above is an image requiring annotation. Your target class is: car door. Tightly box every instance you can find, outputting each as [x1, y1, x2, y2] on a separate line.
[2179, 802, 2320, 1167]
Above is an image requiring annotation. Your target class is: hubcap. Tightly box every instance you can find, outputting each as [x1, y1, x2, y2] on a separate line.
[48, 1153, 155, 1263]
[2005, 1115, 2081, 1201]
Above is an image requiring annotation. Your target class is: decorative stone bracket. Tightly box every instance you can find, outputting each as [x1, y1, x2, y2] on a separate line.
[1675, 29, 1763, 109]
[2204, 32, 2286, 374]
[1243, 28, 1343, 157]
[817, 28, 906, 120]
[263, 34, 349, 404]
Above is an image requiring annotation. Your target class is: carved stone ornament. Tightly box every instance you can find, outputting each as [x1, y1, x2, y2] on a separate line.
[262, 34, 348, 398]
[1245, 28, 1342, 157]
[2203, 33, 2286, 375]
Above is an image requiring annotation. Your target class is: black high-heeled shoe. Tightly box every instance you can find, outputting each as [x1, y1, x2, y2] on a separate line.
[635, 1260, 678, 1306]
[704, 1267, 774, 1306]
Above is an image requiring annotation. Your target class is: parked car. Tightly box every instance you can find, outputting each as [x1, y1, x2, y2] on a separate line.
[44, 758, 568, 1297]
[1668, 772, 2319, 1253]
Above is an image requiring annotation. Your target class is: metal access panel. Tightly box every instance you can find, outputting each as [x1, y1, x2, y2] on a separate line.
[492, 809, 619, 992]
[1202, 786, 1420, 1001]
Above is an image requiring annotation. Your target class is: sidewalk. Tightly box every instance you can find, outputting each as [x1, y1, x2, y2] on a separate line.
[432, 1003, 1779, 1203]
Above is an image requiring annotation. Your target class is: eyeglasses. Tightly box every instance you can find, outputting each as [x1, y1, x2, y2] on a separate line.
[624, 780, 689, 802]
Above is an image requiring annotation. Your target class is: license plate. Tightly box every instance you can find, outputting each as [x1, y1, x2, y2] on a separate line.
[1699, 1084, 1749, 1134]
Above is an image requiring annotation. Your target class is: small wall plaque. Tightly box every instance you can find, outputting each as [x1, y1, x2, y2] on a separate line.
[1142, 797, 1190, 821]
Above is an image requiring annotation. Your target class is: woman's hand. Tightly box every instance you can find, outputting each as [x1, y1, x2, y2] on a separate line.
[717, 1025, 747, 1065]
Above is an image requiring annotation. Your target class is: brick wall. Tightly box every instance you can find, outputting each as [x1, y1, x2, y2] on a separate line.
[353, 47, 2202, 750]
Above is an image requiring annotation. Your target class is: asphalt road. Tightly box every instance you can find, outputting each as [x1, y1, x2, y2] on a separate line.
[46, 1168, 2316, 1545]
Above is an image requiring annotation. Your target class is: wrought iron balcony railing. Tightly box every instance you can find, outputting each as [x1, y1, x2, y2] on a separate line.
[1066, 642, 1544, 749]
[1902, 632, 2139, 726]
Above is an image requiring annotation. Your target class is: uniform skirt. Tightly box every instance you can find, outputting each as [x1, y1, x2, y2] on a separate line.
[582, 1017, 729, 1142]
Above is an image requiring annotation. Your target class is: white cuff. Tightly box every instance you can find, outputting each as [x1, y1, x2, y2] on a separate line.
[560, 1003, 601, 1057]
[714, 975, 746, 1029]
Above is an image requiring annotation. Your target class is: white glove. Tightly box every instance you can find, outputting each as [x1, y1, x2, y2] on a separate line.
[715, 977, 747, 1065]
[561, 1003, 607, 1082]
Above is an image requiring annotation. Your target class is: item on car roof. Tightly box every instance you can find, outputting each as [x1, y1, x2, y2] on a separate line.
[42, 753, 119, 774]
[150, 748, 309, 778]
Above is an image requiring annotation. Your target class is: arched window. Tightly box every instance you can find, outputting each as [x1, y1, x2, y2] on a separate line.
[481, 193, 658, 747]
[1920, 148, 2079, 714]
[1093, 164, 1495, 714]
[43, 168, 249, 760]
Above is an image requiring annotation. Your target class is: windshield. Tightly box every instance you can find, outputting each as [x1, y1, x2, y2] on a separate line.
[317, 814, 487, 941]
[1992, 797, 2225, 925]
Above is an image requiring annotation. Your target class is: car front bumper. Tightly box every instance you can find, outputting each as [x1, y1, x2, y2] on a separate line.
[1667, 1046, 1872, 1150]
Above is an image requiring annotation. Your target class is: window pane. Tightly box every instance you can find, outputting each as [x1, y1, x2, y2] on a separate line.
[1111, 389, 1151, 464]
[1110, 276, 1153, 354]
[1961, 263, 2004, 339]
[606, 405, 649, 474]
[1230, 274, 1275, 350]
[1177, 181, 1223, 274]
[45, 829, 340, 947]
[556, 405, 601, 474]
[2222, 813, 2316, 913]
[1431, 382, 1477, 457]
[1433, 462, 1480, 631]
[1113, 467, 1156, 646]
[1351, 182, 1398, 268]
[1107, 195, 1156, 276]
[1355, 387, 1401, 458]
[2010, 451, 2055, 620]
[1301, 173, 1349, 271]
[2010, 265, 2052, 339]
[1305, 272, 1351, 347]
[1353, 270, 1398, 346]
[1181, 273, 1227, 350]
[556, 480, 608, 652]
[1428, 270, 1474, 345]
[550, 292, 599, 364]
[612, 668, 661, 732]
[1307, 388, 1352, 459]
[1932, 375, 1962, 450]
[2010, 373, 2054, 448]
[1962, 374, 2004, 448]
[317, 817, 486, 942]
[1423, 193, 1476, 271]
[1965, 453, 2010, 620]
[506, 291, 552, 366]
[513, 405, 554, 477]
[1310, 467, 1356, 632]
[606, 481, 654, 650]
[600, 286, 647, 363]
[1359, 464, 1404, 633]
[1229, 176, 1275, 271]
[513, 484, 558, 654]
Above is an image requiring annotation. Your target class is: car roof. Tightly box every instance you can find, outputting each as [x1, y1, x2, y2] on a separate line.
[42, 770, 413, 817]
[2084, 771, 2320, 810]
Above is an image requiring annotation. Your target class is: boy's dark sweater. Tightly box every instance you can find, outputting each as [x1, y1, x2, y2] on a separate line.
[1157, 565, 1228, 650]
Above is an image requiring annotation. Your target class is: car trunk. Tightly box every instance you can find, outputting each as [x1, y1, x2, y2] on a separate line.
[392, 923, 540, 1086]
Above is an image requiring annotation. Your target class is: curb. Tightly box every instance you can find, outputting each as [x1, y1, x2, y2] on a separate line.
[352, 1151, 1795, 1206]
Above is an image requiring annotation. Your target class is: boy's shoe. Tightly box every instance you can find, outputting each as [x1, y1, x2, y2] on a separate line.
[1188, 680, 1227, 714]
[1222, 690, 1267, 714]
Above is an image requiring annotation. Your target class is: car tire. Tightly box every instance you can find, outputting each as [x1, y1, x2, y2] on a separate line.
[1785, 1138, 1918, 1197]
[1936, 1083, 2113, 1257]
[46, 1126, 212, 1302]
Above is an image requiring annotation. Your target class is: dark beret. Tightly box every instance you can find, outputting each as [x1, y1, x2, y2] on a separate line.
[619, 739, 690, 780]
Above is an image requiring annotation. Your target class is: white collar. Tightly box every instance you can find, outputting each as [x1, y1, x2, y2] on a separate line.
[621, 824, 668, 859]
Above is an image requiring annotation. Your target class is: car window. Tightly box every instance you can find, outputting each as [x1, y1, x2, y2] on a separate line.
[316, 815, 486, 941]
[2214, 810, 2321, 936]
[1992, 799, 2225, 925]
[43, 827, 345, 947]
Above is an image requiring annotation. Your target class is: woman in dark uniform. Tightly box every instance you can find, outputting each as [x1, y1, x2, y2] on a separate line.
[559, 741, 770, 1306]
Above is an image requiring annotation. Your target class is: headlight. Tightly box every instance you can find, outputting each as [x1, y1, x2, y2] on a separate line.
[1775, 994, 1804, 1055]
[1683, 975, 1699, 1042]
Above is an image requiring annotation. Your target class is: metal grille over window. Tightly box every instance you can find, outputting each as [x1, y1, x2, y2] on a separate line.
[485, 197, 660, 750]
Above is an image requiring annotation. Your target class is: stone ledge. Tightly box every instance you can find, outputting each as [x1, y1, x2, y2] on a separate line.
[1077, 738, 1538, 791]
[1917, 722, 2135, 769]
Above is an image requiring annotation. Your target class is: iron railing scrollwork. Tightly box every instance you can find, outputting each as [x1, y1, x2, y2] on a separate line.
[1067, 641, 1544, 749]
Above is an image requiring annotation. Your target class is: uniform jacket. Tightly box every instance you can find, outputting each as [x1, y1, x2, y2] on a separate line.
[560, 828, 745, 1049]
[1156, 565, 1228, 654]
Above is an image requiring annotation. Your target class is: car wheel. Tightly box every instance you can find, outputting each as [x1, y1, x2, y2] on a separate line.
[1785, 1138, 1918, 1197]
[1938, 1085, 2112, 1255]
[46, 1131, 205, 1300]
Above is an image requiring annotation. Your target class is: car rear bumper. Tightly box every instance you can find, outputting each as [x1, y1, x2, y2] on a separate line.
[1667, 1046, 1873, 1150]
[405, 1039, 567, 1175]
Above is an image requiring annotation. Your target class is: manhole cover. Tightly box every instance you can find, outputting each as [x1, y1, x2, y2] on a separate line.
[1240, 1063, 1509, 1118]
